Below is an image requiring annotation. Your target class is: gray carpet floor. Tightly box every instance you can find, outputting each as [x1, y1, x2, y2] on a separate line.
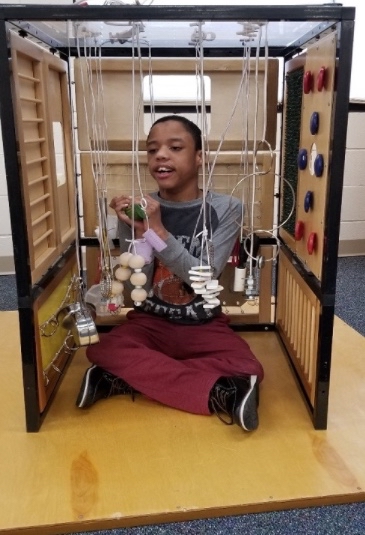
[1, 256, 364, 535]
[334, 256, 365, 337]
[70, 503, 365, 534]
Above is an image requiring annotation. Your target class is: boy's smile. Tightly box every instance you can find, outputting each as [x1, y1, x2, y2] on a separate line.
[154, 165, 174, 179]
[146, 120, 202, 201]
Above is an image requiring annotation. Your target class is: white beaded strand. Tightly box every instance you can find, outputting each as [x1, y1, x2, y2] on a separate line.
[114, 250, 149, 306]
[128, 254, 148, 305]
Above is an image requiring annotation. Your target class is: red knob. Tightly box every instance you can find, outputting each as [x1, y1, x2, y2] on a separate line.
[307, 232, 317, 255]
[317, 66, 326, 92]
[295, 220, 304, 241]
[303, 71, 313, 94]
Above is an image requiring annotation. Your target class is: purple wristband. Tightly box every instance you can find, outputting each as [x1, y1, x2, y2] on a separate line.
[143, 229, 167, 252]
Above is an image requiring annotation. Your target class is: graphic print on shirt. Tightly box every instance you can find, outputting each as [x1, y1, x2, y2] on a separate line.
[142, 200, 220, 322]
[153, 202, 216, 304]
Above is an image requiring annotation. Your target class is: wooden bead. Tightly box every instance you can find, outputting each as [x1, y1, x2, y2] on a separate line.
[130, 272, 147, 287]
[131, 288, 148, 302]
[115, 266, 132, 281]
[111, 280, 124, 295]
[128, 254, 146, 269]
[119, 252, 133, 266]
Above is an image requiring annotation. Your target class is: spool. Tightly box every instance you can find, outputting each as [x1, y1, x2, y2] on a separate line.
[233, 267, 246, 292]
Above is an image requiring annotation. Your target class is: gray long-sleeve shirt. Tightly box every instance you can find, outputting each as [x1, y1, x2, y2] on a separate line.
[119, 191, 242, 323]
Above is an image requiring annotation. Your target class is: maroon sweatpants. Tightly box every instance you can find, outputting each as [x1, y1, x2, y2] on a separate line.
[86, 311, 264, 415]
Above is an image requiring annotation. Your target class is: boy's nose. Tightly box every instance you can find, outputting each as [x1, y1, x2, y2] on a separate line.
[155, 146, 168, 159]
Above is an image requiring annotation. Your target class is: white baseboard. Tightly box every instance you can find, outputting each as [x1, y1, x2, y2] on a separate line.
[0, 256, 14, 275]
[338, 239, 365, 257]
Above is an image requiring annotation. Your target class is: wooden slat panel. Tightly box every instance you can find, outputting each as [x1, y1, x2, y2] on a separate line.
[10, 32, 59, 282]
[276, 250, 321, 402]
[9, 31, 76, 284]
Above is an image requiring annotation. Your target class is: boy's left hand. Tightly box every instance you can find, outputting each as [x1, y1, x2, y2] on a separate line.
[143, 195, 169, 241]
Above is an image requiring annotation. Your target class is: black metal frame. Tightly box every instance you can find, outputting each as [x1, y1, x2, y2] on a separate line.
[0, 4, 355, 431]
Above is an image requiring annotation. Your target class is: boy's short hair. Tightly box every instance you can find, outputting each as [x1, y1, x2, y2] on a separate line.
[149, 115, 202, 151]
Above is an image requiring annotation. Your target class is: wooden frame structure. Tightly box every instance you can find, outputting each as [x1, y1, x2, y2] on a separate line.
[0, 4, 355, 431]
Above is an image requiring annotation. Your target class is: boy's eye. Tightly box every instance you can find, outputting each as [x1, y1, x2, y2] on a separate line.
[171, 146, 182, 151]
[147, 148, 157, 154]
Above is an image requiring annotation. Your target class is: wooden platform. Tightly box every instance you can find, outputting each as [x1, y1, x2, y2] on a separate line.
[1, 311, 365, 535]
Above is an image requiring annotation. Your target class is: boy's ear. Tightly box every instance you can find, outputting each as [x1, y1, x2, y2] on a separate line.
[196, 150, 203, 165]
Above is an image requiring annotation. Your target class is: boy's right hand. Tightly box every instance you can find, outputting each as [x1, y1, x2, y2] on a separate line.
[110, 195, 145, 236]
[110, 194, 168, 242]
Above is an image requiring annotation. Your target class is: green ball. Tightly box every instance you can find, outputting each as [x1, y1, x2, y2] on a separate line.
[124, 204, 146, 221]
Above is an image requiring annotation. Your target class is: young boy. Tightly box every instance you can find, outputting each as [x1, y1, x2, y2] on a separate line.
[76, 115, 264, 431]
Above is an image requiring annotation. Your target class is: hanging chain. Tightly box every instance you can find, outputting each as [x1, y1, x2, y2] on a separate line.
[39, 275, 84, 337]
[42, 333, 78, 386]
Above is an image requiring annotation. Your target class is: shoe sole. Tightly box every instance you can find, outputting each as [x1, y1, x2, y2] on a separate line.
[237, 375, 259, 431]
[76, 365, 97, 408]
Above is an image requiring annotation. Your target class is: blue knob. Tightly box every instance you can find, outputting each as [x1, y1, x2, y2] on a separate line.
[298, 148, 308, 170]
[304, 190, 313, 212]
[310, 112, 319, 135]
[314, 154, 324, 177]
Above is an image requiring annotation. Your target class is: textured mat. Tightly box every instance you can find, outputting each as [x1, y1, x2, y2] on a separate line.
[72, 502, 365, 535]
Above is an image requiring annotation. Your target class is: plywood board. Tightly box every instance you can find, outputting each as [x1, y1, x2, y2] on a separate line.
[1, 311, 365, 534]
[80, 151, 275, 237]
[295, 32, 337, 280]
[33, 255, 79, 411]
[74, 57, 278, 152]
[43, 53, 76, 250]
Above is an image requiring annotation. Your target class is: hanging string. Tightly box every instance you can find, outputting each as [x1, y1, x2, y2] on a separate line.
[130, 23, 137, 245]
[185, 23, 213, 271]
[239, 43, 250, 243]
[76, 26, 114, 298]
[75, 27, 107, 275]
[261, 22, 269, 144]
[196, 23, 211, 268]
[68, 23, 83, 280]
[189, 21, 262, 275]
[147, 41, 155, 124]
[129, 22, 150, 242]
[135, 25, 148, 203]
[247, 24, 262, 278]
[94, 41, 111, 270]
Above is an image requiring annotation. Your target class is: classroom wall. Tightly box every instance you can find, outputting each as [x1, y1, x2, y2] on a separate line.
[0, 126, 13, 273]
[339, 111, 365, 256]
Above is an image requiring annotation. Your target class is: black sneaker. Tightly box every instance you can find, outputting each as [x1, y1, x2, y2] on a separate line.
[209, 375, 259, 431]
[76, 365, 137, 409]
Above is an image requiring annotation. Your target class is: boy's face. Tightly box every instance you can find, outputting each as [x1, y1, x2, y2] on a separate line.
[146, 120, 202, 198]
